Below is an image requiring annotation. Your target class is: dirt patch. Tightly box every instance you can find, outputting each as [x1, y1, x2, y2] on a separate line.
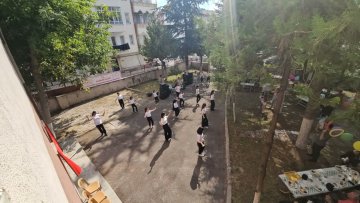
[228, 90, 360, 202]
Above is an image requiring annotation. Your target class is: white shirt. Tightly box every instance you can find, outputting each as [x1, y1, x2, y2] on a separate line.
[129, 99, 135, 104]
[175, 85, 181, 93]
[197, 133, 205, 143]
[153, 92, 158, 97]
[179, 93, 184, 99]
[196, 88, 200, 95]
[159, 116, 168, 125]
[92, 114, 102, 126]
[118, 95, 124, 100]
[210, 94, 215, 100]
[201, 107, 207, 115]
[173, 102, 179, 109]
[144, 110, 154, 118]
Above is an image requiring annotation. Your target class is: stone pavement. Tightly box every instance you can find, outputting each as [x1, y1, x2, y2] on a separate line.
[71, 83, 227, 203]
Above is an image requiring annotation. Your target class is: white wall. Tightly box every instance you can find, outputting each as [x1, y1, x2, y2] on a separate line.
[96, 0, 139, 54]
[0, 40, 69, 202]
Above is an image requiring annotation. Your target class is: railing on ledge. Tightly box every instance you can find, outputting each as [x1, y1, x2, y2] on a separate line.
[131, 0, 156, 4]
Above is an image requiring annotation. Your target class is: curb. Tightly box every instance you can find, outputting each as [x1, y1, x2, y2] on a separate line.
[225, 88, 232, 203]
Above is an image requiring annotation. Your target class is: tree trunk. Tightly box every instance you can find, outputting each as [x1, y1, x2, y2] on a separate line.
[185, 55, 189, 69]
[253, 37, 292, 203]
[200, 55, 203, 71]
[295, 74, 324, 149]
[29, 47, 53, 132]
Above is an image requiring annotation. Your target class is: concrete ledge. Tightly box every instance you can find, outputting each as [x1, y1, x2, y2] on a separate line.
[60, 137, 122, 203]
[225, 88, 232, 203]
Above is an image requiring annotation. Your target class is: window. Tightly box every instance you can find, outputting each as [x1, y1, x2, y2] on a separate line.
[111, 36, 117, 46]
[120, 36, 125, 45]
[125, 13, 131, 24]
[129, 35, 134, 45]
[108, 7, 123, 24]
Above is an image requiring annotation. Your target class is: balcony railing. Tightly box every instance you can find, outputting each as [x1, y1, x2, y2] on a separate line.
[131, 0, 156, 4]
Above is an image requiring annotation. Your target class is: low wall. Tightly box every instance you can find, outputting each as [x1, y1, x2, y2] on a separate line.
[49, 68, 161, 114]
[190, 62, 210, 72]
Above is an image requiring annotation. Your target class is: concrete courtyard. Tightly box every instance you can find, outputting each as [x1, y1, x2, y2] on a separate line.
[54, 81, 227, 203]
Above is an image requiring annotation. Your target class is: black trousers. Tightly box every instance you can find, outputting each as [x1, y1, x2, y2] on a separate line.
[311, 143, 325, 161]
[174, 107, 180, 117]
[131, 104, 138, 112]
[179, 98, 185, 107]
[96, 124, 107, 135]
[146, 117, 154, 127]
[118, 99, 125, 109]
[197, 142, 205, 155]
[162, 124, 172, 140]
[196, 94, 201, 104]
[202, 114, 208, 127]
[210, 100, 215, 111]
[154, 96, 159, 103]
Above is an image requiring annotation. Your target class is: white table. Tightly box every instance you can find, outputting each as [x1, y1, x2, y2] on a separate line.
[279, 166, 360, 198]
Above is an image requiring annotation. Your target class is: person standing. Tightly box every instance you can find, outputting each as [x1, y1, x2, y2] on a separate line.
[196, 127, 206, 157]
[175, 83, 181, 97]
[159, 112, 172, 141]
[201, 103, 209, 128]
[210, 90, 215, 111]
[91, 110, 107, 136]
[116, 92, 125, 110]
[129, 96, 138, 112]
[179, 92, 185, 108]
[196, 86, 201, 106]
[308, 123, 334, 162]
[173, 99, 180, 118]
[144, 107, 156, 129]
[153, 90, 159, 103]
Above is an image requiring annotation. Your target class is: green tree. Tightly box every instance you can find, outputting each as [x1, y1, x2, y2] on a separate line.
[141, 17, 177, 75]
[0, 0, 113, 130]
[162, 0, 208, 68]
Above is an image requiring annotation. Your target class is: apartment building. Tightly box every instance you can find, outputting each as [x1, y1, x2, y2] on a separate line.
[95, 0, 157, 70]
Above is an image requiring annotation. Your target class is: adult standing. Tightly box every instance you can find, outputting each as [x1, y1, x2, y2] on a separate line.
[196, 86, 201, 106]
[173, 99, 180, 118]
[116, 92, 125, 110]
[308, 122, 334, 162]
[153, 90, 159, 103]
[210, 90, 215, 111]
[179, 92, 185, 108]
[91, 110, 107, 136]
[129, 96, 138, 112]
[201, 103, 209, 128]
[144, 107, 156, 129]
[159, 112, 172, 141]
[196, 127, 206, 157]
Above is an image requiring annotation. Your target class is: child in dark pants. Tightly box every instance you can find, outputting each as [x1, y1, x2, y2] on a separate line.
[197, 127, 206, 157]
[129, 96, 138, 112]
[179, 92, 185, 108]
[144, 107, 156, 129]
[210, 90, 215, 111]
[160, 112, 172, 141]
[116, 92, 125, 109]
[196, 86, 201, 106]
[201, 103, 209, 128]
[91, 111, 107, 136]
[173, 99, 180, 117]
[153, 90, 159, 103]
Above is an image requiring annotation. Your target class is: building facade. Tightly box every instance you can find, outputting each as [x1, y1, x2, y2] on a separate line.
[95, 0, 157, 71]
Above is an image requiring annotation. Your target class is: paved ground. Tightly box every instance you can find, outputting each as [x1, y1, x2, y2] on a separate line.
[54, 83, 227, 203]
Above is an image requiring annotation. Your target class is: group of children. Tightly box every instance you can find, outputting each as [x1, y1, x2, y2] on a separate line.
[91, 74, 216, 157]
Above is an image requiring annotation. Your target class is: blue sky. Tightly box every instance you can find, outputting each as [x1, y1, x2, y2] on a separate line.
[157, 0, 219, 10]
